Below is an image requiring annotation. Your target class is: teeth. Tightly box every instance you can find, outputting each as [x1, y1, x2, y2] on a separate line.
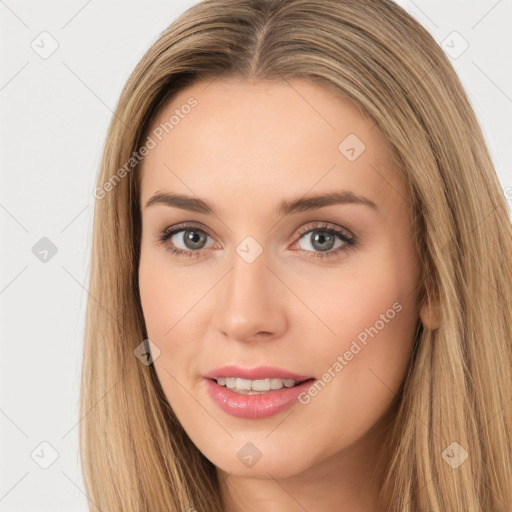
[215, 377, 300, 392]
[236, 378, 252, 390]
[270, 378, 283, 390]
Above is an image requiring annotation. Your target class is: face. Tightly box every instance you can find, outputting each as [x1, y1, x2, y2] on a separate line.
[138, 77, 428, 480]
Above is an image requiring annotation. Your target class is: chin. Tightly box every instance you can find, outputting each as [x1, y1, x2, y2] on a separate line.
[206, 444, 315, 480]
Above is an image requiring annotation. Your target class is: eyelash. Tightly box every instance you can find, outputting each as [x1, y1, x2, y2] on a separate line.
[157, 222, 357, 260]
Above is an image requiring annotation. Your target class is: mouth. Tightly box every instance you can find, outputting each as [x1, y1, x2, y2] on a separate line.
[204, 376, 317, 419]
[209, 376, 315, 395]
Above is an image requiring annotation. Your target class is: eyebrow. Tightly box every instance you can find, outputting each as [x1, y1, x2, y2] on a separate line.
[144, 190, 379, 216]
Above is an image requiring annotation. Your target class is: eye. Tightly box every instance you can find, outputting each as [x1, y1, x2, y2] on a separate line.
[158, 223, 214, 259]
[157, 221, 357, 260]
[293, 222, 357, 259]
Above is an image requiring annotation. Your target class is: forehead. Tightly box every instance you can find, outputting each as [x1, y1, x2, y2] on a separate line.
[139, 77, 406, 218]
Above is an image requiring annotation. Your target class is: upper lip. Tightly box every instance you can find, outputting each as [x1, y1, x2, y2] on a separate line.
[203, 365, 314, 381]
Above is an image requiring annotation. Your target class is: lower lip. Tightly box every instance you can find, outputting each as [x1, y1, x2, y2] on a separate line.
[204, 378, 315, 419]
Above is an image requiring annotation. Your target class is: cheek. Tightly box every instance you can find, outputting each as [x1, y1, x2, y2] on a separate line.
[139, 264, 168, 340]
[289, 249, 419, 350]
[138, 252, 199, 414]
[138, 244, 197, 338]
[138, 246, 211, 384]
[139, 263, 170, 333]
[290, 277, 418, 454]
[296, 247, 420, 431]
[306, 276, 417, 399]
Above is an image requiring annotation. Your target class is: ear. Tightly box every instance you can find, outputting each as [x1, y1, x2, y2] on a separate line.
[419, 298, 441, 330]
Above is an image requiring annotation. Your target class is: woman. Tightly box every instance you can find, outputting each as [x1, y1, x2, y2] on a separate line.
[80, 0, 512, 510]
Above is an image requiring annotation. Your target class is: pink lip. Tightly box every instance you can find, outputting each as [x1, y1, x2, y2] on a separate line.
[203, 365, 314, 381]
[203, 365, 316, 419]
[204, 378, 316, 419]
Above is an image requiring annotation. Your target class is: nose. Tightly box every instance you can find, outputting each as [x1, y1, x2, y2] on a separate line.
[213, 248, 288, 343]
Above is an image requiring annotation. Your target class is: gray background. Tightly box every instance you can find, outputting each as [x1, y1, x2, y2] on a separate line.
[1, 1, 511, 510]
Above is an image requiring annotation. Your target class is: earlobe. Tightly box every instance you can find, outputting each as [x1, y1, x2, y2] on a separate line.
[419, 299, 441, 330]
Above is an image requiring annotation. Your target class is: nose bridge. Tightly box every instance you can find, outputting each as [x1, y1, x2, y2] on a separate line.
[213, 241, 287, 341]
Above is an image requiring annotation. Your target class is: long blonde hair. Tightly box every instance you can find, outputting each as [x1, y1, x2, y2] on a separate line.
[80, 0, 512, 510]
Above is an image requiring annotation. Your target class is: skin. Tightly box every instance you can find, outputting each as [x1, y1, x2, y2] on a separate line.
[138, 77, 438, 512]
